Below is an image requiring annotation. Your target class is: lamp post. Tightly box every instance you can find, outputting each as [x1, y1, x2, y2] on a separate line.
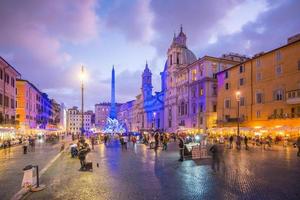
[153, 112, 156, 130]
[80, 66, 85, 137]
[236, 91, 241, 136]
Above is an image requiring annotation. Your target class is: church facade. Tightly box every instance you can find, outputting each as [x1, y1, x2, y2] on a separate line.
[118, 27, 247, 134]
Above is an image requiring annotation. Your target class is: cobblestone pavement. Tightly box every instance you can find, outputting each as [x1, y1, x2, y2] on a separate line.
[0, 138, 66, 200]
[24, 141, 300, 200]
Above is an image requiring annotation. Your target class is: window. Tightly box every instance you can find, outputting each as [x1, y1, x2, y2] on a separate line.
[225, 83, 229, 90]
[274, 89, 284, 101]
[225, 71, 229, 79]
[213, 104, 217, 112]
[0, 93, 2, 105]
[180, 102, 184, 116]
[256, 72, 262, 81]
[256, 93, 263, 104]
[185, 104, 188, 115]
[239, 78, 244, 86]
[298, 60, 300, 71]
[11, 77, 15, 87]
[239, 65, 245, 73]
[176, 53, 180, 64]
[192, 69, 196, 81]
[199, 104, 203, 112]
[192, 103, 196, 114]
[256, 58, 261, 67]
[168, 119, 172, 128]
[276, 65, 282, 76]
[199, 88, 203, 96]
[192, 88, 196, 97]
[0, 69, 2, 80]
[4, 96, 9, 107]
[275, 51, 282, 62]
[240, 97, 245, 106]
[200, 117, 203, 124]
[170, 55, 173, 65]
[11, 98, 14, 109]
[4, 73, 9, 84]
[224, 99, 230, 109]
[212, 84, 217, 96]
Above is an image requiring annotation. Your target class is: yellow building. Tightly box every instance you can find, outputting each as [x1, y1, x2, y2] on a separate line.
[216, 35, 300, 138]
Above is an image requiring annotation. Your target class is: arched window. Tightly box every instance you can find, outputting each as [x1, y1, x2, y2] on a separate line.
[181, 102, 184, 116]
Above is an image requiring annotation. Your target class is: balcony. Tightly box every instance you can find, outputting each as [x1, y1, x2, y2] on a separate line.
[218, 117, 245, 123]
[286, 89, 300, 104]
[268, 113, 300, 119]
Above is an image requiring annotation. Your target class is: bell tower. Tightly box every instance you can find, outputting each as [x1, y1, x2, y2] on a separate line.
[142, 61, 153, 100]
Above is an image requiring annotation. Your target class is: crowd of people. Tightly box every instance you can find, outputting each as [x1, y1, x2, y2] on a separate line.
[65, 131, 300, 174]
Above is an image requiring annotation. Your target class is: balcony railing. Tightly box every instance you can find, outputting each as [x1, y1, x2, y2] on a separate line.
[218, 117, 245, 123]
[286, 89, 300, 104]
[268, 113, 300, 119]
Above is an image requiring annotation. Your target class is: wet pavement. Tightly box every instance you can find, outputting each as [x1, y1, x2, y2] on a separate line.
[0, 138, 65, 200]
[24, 141, 300, 200]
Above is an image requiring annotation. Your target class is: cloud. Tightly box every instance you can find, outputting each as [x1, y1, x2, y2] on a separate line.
[0, 0, 99, 108]
[0, 0, 299, 110]
[105, 0, 154, 44]
[0, 0, 99, 66]
[202, 0, 300, 57]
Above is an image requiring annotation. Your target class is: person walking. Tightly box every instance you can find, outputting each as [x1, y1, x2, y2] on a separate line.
[178, 137, 184, 162]
[229, 135, 233, 149]
[162, 134, 168, 151]
[23, 139, 29, 154]
[210, 140, 220, 173]
[104, 135, 108, 146]
[123, 135, 128, 150]
[236, 135, 241, 150]
[244, 136, 249, 150]
[296, 136, 300, 157]
[154, 132, 159, 152]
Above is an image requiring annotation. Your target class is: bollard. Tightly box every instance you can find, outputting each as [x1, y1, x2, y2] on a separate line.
[35, 165, 39, 188]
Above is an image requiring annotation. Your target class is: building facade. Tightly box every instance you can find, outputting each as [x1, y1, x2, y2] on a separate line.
[95, 102, 121, 129]
[120, 27, 244, 134]
[217, 35, 300, 137]
[66, 106, 92, 135]
[0, 57, 21, 125]
[118, 100, 134, 131]
[180, 55, 244, 133]
[16, 79, 54, 130]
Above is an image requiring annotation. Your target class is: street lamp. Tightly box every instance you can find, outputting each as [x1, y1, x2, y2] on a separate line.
[153, 112, 156, 130]
[236, 91, 241, 136]
[79, 66, 85, 137]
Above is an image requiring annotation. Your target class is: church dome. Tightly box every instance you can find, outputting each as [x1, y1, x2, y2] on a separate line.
[181, 47, 197, 65]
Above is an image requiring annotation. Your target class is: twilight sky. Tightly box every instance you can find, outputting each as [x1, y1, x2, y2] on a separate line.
[0, 0, 299, 110]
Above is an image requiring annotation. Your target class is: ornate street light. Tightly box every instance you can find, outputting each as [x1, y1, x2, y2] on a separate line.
[236, 91, 241, 136]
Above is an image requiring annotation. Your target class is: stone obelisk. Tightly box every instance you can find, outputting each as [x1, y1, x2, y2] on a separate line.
[109, 65, 117, 119]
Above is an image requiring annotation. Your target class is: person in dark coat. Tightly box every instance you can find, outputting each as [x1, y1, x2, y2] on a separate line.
[229, 135, 233, 149]
[244, 136, 249, 150]
[178, 137, 184, 162]
[154, 132, 159, 152]
[210, 141, 220, 173]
